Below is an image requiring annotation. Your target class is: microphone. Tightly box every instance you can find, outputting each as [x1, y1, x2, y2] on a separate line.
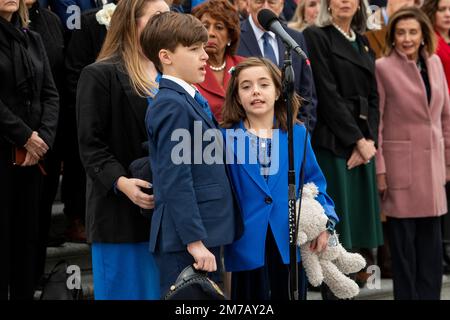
[257, 9, 310, 65]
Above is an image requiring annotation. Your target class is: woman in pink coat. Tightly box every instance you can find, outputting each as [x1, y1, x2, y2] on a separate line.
[375, 7, 450, 300]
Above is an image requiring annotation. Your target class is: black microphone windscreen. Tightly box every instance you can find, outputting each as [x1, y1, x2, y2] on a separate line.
[257, 9, 278, 31]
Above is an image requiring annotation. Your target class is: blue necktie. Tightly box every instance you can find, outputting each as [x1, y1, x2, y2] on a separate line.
[194, 91, 213, 120]
[262, 32, 278, 66]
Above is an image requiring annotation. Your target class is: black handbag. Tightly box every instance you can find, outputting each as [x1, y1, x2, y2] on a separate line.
[164, 265, 226, 300]
[128, 142, 153, 219]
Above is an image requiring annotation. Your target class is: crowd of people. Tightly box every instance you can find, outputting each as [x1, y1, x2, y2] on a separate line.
[1, 0, 450, 301]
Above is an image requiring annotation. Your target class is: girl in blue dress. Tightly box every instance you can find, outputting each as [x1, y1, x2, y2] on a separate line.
[221, 57, 339, 300]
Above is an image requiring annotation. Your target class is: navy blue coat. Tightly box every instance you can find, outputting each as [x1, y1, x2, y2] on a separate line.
[237, 18, 317, 130]
[146, 78, 243, 253]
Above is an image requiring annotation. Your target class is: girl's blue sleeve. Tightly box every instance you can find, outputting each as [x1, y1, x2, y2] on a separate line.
[302, 132, 339, 223]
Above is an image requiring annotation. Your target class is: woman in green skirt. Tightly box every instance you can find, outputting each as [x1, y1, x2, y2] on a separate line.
[303, 0, 383, 293]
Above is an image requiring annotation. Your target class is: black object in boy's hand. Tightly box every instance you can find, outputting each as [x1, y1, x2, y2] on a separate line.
[128, 154, 154, 219]
[141, 184, 153, 195]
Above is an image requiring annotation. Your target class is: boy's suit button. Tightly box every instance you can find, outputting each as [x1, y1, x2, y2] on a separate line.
[265, 196, 273, 204]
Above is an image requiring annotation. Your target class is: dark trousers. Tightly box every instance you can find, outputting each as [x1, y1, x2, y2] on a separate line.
[387, 216, 442, 300]
[154, 246, 221, 299]
[231, 227, 307, 300]
[442, 183, 450, 243]
[35, 148, 62, 285]
[0, 156, 42, 300]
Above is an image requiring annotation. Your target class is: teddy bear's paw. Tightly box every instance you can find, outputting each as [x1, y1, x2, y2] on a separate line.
[301, 247, 324, 286]
[306, 270, 324, 287]
[329, 279, 360, 300]
[335, 251, 367, 274]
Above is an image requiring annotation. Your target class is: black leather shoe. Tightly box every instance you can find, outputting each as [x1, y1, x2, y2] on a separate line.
[443, 244, 450, 265]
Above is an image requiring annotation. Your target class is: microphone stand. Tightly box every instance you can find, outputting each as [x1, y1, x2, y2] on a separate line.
[282, 48, 298, 301]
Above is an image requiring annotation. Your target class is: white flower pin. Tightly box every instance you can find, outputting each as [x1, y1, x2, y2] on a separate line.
[96, 3, 117, 29]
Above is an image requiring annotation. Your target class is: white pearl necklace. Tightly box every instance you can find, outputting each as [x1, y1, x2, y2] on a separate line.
[332, 23, 356, 42]
[208, 61, 226, 71]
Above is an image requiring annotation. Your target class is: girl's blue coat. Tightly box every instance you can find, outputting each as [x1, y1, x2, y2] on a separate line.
[222, 122, 338, 272]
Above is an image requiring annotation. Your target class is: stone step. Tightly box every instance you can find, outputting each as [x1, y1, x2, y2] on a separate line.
[307, 274, 450, 300]
[45, 242, 92, 274]
[46, 202, 90, 272]
[34, 272, 93, 300]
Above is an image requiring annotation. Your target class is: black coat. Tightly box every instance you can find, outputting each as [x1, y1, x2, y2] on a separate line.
[29, 2, 65, 97]
[303, 25, 379, 159]
[76, 60, 151, 243]
[28, 2, 65, 156]
[65, 8, 106, 111]
[0, 25, 59, 157]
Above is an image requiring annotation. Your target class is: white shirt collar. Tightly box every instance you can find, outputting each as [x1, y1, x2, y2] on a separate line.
[249, 14, 276, 42]
[162, 75, 197, 98]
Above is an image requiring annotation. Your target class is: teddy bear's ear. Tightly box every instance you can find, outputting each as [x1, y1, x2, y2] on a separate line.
[301, 182, 319, 199]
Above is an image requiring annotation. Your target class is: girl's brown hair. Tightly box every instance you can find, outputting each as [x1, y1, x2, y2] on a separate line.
[385, 6, 437, 56]
[97, 0, 159, 97]
[221, 57, 301, 132]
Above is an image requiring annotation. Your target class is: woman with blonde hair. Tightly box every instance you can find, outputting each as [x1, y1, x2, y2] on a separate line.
[289, 0, 321, 31]
[1, 0, 58, 300]
[76, 0, 169, 300]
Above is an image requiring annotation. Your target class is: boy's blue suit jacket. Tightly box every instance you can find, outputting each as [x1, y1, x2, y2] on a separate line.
[146, 78, 243, 253]
[222, 122, 339, 272]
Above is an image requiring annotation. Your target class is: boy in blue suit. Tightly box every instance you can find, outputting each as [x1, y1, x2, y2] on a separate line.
[140, 12, 242, 298]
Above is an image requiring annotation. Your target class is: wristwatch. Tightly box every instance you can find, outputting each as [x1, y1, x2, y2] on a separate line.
[326, 218, 338, 247]
[326, 218, 336, 235]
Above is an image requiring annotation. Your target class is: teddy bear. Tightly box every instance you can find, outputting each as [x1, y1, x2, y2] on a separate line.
[296, 182, 366, 299]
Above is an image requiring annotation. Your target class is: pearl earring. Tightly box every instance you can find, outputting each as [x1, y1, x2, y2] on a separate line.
[227, 42, 231, 46]
[421, 40, 425, 45]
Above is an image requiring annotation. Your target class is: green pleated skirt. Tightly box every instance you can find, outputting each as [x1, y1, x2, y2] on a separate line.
[315, 148, 383, 249]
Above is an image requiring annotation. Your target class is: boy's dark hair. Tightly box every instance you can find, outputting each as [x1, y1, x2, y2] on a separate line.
[140, 11, 208, 73]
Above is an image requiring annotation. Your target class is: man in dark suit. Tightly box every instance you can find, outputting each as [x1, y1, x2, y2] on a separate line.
[27, 0, 67, 287]
[237, 0, 317, 130]
[141, 12, 242, 298]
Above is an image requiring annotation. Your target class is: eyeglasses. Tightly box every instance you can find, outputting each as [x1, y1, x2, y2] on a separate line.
[252, 0, 281, 7]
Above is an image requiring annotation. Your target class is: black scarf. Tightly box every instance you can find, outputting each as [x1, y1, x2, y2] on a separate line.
[0, 14, 36, 101]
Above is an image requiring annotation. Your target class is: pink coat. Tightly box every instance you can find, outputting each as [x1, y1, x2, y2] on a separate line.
[375, 49, 450, 218]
